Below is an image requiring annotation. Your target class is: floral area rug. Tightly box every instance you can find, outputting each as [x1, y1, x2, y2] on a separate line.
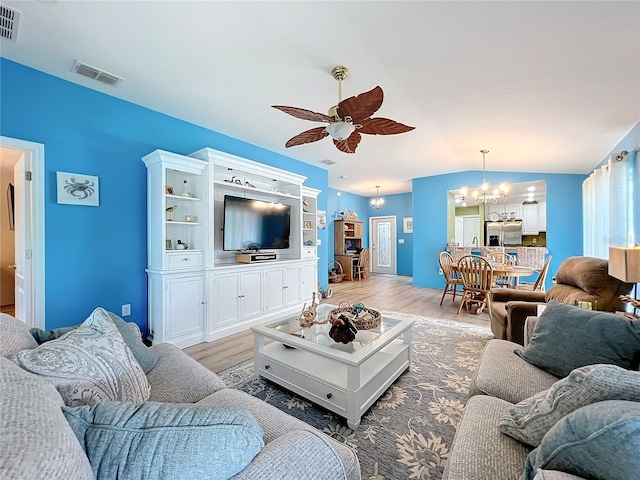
[218, 312, 493, 480]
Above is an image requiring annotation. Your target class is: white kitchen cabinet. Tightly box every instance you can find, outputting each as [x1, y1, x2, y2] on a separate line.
[301, 262, 318, 302]
[487, 204, 505, 220]
[538, 201, 547, 231]
[522, 204, 540, 235]
[147, 272, 206, 348]
[506, 203, 522, 220]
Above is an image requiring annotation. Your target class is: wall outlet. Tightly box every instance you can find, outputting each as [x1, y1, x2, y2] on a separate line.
[532, 238, 537, 243]
[438, 268, 443, 275]
[398, 238, 405, 244]
[122, 304, 131, 317]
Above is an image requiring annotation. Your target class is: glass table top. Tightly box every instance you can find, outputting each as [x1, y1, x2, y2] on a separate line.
[262, 304, 402, 354]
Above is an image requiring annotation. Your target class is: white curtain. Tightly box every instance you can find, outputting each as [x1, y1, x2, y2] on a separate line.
[583, 152, 637, 258]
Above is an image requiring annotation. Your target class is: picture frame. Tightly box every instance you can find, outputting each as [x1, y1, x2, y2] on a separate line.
[317, 210, 326, 230]
[166, 239, 173, 250]
[403, 217, 413, 234]
[165, 185, 174, 195]
[56, 171, 99, 206]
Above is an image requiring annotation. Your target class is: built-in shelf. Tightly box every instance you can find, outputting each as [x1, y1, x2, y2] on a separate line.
[165, 194, 201, 202]
[165, 221, 202, 226]
[212, 179, 300, 200]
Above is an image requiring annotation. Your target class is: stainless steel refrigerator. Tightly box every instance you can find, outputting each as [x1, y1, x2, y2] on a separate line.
[485, 220, 523, 246]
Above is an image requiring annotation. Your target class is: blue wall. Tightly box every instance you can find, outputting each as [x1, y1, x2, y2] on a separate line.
[1, 59, 329, 333]
[412, 171, 586, 290]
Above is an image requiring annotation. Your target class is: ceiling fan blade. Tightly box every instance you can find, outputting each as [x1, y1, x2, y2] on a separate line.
[285, 127, 329, 148]
[333, 132, 361, 154]
[337, 86, 383, 123]
[272, 105, 332, 123]
[358, 117, 415, 135]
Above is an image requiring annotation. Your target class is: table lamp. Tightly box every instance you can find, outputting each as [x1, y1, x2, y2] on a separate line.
[609, 246, 640, 313]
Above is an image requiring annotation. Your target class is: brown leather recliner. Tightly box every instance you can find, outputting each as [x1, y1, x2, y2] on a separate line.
[489, 256, 634, 345]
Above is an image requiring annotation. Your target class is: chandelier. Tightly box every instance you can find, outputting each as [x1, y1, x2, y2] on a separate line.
[371, 185, 385, 209]
[458, 150, 509, 205]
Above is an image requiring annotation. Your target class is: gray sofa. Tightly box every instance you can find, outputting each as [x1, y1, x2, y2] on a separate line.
[0, 313, 360, 480]
[444, 313, 639, 480]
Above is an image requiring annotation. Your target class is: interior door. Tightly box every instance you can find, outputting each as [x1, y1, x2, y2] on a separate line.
[13, 153, 31, 325]
[370, 216, 396, 275]
[462, 216, 480, 247]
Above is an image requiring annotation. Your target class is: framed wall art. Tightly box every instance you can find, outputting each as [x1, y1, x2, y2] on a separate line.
[317, 210, 327, 230]
[403, 217, 413, 234]
[57, 171, 99, 206]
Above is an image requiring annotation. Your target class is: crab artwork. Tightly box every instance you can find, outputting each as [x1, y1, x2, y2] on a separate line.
[64, 178, 95, 199]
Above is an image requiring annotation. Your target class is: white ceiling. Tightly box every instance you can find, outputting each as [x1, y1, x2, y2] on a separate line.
[1, 1, 638, 196]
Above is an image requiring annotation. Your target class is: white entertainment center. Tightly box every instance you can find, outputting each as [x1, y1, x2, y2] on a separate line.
[142, 147, 320, 348]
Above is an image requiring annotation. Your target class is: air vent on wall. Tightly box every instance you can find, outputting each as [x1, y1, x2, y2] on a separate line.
[320, 159, 337, 165]
[0, 3, 20, 42]
[71, 60, 124, 87]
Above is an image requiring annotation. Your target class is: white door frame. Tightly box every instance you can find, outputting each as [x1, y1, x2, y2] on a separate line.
[1, 136, 45, 329]
[369, 215, 397, 275]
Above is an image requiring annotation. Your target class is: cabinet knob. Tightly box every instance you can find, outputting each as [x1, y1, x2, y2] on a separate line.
[283, 285, 288, 289]
[200, 301, 206, 305]
[326, 392, 333, 399]
[265, 364, 270, 370]
[239, 294, 245, 298]
[183, 257, 190, 262]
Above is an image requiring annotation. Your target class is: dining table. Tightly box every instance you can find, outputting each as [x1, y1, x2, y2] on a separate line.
[451, 263, 536, 290]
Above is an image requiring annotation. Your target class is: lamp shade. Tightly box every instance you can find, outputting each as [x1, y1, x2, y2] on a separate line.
[609, 247, 640, 283]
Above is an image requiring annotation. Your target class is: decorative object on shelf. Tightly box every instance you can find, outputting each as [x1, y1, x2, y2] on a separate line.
[339, 209, 358, 221]
[328, 301, 381, 331]
[181, 180, 191, 197]
[403, 217, 413, 234]
[298, 292, 321, 328]
[304, 220, 312, 229]
[184, 215, 197, 223]
[245, 180, 256, 188]
[56, 171, 99, 206]
[176, 240, 189, 250]
[328, 260, 345, 283]
[165, 239, 172, 250]
[457, 150, 509, 206]
[272, 65, 415, 154]
[317, 210, 326, 230]
[224, 176, 244, 185]
[165, 204, 179, 221]
[370, 185, 384, 210]
[303, 199, 310, 206]
[165, 186, 174, 195]
[304, 240, 313, 246]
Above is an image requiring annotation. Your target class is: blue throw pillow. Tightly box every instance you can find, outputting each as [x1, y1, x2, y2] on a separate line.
[30, 311, 158, 373]
[63, 401, 264, 480]
[515, 301, 640, 378]
[521, 400, 640, 480]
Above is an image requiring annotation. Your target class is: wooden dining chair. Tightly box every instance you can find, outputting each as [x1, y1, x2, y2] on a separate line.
[456, 255, 494, 316]
[354, 248, 370, 281]
[439, 251, 464, 305]
[516, 255, 552, 292]
[488, 252, 516, 287]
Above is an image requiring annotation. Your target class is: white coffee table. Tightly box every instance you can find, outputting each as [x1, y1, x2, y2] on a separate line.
[251, 304, 414, 429]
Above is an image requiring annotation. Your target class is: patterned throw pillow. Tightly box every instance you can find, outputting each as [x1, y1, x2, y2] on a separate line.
[499, 364, 640, 447]
[12, 307, 150, 407]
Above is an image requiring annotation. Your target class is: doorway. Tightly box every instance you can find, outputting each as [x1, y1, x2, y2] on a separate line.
[370, 216, 396, 275]
[0, 137, 45, 328]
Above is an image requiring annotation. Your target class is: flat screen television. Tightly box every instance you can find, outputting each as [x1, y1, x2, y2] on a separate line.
[223, 195, 291, 251]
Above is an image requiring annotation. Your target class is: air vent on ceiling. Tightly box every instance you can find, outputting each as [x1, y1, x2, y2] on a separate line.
[71, 60, 124, 87]
[320, 159, 337, 165]
[0, 4, 21, 42]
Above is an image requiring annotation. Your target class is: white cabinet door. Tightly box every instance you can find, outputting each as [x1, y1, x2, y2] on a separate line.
[301, 263, 317, 303]
[265, 268, 286, 312]
[214, 273, 241, 328]
[506, 203, 522, 220]
[284, 266, 302, 306]
[538, 201, 547, 231]
[522, 204, 539, 235]
[487, 204, 506, 220]
[165, 274, 205, 341]
[241, 270, 263, 320]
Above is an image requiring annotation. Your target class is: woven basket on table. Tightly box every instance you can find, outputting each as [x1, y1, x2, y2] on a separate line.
[328, 301, 381, 330]
[328, 260, 345, 283]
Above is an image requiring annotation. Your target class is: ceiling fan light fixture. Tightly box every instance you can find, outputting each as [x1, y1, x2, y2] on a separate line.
[325, 121, 356, 141]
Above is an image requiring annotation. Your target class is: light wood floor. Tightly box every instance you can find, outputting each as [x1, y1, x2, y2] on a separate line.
[184, 274, 490, 373]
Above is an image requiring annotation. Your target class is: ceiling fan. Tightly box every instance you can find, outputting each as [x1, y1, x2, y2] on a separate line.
[272, 66, 415, 154]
